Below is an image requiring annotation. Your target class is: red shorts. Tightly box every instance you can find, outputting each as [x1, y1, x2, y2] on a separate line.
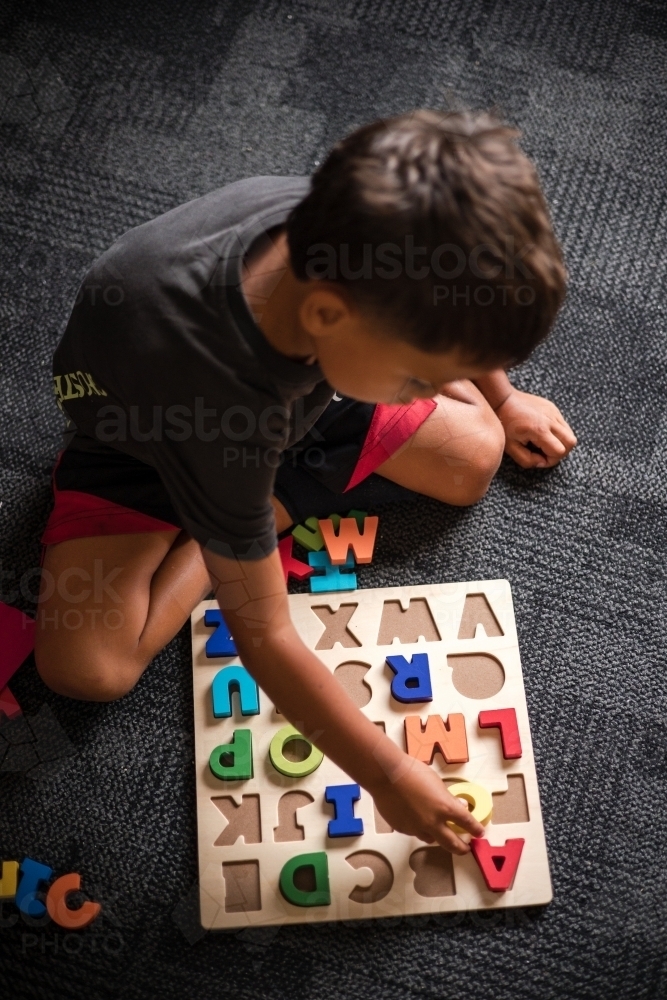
[41, 397, 436, 549]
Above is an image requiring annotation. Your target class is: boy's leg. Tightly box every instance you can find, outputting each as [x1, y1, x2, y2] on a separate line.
[271, 379, 505, 530]
[35, 530, 211, 702]
[374, 380, 505, 505]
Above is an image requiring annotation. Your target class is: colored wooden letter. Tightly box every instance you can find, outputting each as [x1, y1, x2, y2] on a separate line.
[478, 708, 522, 759]
[386, 653, 433, 703]
[46, 873, 102, 929]
[291, 517, 325, 551]
[209, 729, 253, 781]
[470, 837, 525, 892]
[269, 725, 324, 777]
[211, 665, 260, 718]
[0, 860, 19, 900]
[325, 783, 364, 838]
[279, 852, 331, 907]
[446, 781, 493, 833]
[204, 608, 237, 657]
[308, 551, 357, 593]
[16, 857, 53, 918]
[278, 536, 314, 583]
[0, 686, 21, 720]
[318, 515, 378, 565]
[404, 714, 469, 764]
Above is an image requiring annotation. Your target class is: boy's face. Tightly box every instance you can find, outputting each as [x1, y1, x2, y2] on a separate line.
[300, 285, 499, 404]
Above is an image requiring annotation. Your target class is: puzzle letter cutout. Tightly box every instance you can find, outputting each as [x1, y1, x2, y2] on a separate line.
[190, 580, 552, 928]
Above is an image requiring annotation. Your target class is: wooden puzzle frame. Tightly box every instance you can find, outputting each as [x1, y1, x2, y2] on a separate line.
[190, 580, 552, 929]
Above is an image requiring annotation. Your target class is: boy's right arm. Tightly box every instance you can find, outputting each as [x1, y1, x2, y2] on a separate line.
[202, 545, 485, 854]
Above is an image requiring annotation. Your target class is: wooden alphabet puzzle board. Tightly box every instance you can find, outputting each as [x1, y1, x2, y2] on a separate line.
[190, 580, 552, 929]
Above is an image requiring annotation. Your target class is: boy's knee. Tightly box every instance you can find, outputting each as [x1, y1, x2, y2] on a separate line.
[35, 642, 137, 703]
[457, 415, 505, 505]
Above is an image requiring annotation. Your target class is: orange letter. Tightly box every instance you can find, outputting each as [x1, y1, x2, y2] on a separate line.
[404, 714, 469, 764]
[318, 516, 378, 565]
[46, 873, 102, 929]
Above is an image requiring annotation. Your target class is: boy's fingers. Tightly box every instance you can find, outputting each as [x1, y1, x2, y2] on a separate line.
[442, 798, 486, 838]
[531, 429, 567, 458]
[431, 825, 471, 855]
[552, 420, 578, 450]
[505, 441, 547, 468]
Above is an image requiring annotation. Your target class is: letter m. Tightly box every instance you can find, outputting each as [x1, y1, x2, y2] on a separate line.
[404, 714, 469, 765]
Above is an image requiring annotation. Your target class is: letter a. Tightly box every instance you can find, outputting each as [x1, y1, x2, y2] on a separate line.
[470, 838, 525, 892]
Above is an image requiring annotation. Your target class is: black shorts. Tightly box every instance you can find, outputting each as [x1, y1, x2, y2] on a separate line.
[41, 396, 436, 547]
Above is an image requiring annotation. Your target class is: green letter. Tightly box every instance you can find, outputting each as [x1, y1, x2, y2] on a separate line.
[279, 852, 331, 907]
[209, 729, 253, 781]
[269, 725, 323, 778]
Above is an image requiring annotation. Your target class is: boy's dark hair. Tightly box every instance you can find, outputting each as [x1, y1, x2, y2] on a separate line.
[286, 110, 566, 365]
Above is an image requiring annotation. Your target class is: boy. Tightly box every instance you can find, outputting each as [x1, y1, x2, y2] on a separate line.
[35, 110, 575, 855]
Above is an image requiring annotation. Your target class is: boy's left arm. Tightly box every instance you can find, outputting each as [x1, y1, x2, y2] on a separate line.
[474, 369, 577, 469]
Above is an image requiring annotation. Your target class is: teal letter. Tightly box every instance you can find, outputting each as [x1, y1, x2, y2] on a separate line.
[211, 665, 259, 718]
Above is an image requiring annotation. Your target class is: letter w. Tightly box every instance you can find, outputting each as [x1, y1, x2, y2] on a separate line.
[318, 516, 378, 565]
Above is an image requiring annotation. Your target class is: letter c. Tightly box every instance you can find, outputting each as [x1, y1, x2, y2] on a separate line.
[46, 873, 102, 929]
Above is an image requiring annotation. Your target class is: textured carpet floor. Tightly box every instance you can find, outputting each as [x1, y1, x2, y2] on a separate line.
[2, 1, 667, 998]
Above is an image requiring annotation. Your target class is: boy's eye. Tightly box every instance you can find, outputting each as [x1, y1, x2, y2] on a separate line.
[394, 376, 437, 405]
[405, 377, 436, 396]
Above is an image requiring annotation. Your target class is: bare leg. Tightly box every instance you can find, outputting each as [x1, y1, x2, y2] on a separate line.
[35, 530, 211, 702]
[375, 380, 505, 505]
[269, 381, 506, 535]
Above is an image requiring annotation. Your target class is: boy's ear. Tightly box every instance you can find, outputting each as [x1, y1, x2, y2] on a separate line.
[298, 285, 354, 340]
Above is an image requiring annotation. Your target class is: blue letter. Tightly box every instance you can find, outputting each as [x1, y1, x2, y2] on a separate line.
[16, 858, 53, 918]
[204, 608, 237, 657]
[386, 653, 433, 703]
[325, 783, 364, 838]
[211, 665, 260, 718]
[308, 551, 357, 593]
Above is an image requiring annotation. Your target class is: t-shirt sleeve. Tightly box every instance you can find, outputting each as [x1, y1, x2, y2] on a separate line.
[142, 380, 290, 560]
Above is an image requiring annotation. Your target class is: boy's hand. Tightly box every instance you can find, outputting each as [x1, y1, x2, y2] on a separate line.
[371, 756, 485, 854]
[496, 388, 577, 469]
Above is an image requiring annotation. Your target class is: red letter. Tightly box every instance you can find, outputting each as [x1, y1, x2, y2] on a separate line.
[470, 837, 524, 892]
[278, 537, 314, 583]
[478, 708, 522, 759]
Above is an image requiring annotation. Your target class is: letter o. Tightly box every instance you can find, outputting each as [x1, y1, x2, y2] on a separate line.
[445, 780, 493, 833]
[269, 725, 324, 778]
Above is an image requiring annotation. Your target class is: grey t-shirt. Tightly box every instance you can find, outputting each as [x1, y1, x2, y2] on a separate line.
[52, 175, 334, 558]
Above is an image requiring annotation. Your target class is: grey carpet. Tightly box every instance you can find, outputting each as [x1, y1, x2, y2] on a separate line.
[1, 1, 666, 997]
